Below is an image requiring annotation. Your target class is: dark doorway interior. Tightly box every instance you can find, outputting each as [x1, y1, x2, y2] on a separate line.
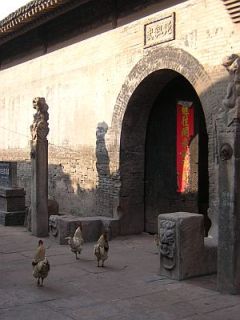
[144, 74, 209, 234]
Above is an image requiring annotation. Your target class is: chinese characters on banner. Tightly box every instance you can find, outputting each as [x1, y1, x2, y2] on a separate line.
[176, 101, 194, 193]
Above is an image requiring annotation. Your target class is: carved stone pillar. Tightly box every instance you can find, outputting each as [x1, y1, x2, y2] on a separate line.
[30, 97, 49, 237]
[216, 54, 240, 294]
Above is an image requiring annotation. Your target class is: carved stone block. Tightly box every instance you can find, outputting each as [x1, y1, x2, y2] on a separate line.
[158, 212, 210, 280]
[49, 214, 120, 244]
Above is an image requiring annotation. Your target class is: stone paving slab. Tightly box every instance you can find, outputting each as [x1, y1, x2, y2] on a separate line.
[0, 304, 75, 320]
[0, 225, 240, 320]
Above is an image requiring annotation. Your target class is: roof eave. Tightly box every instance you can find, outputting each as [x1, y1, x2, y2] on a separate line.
[0, 0, 92, 46]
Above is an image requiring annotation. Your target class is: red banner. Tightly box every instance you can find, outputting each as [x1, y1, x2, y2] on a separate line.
[176, 101, 194, 193]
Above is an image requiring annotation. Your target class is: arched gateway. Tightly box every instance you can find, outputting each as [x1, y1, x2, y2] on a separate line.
[110, 47, 216, 236]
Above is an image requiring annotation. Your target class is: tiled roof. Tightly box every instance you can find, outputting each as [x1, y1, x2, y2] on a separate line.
[222, 0, 240, 23]
[0, 0, 71, 38]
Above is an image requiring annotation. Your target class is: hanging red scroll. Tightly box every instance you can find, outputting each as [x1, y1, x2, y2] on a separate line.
[176, 101, 194, 193]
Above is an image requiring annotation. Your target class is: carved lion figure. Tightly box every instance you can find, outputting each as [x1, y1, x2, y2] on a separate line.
[222, 54, 240, 111]
[30, 97, 49, 141]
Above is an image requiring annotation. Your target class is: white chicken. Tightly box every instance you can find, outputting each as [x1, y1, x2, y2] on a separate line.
[33, 257, 50, 287]
[94, 231, 109, 267]
[66, 223, 84, 260]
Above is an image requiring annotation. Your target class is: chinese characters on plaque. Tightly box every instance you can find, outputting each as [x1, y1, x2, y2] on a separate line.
[144, 13, 175, 48]
[176, 101, 194, 193]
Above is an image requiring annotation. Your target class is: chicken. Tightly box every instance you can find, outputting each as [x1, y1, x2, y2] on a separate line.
[94, 231, 109, 267]
[66, 223, 84, 260]
[33, 257, 50, 286]
[32, 240, 50, 286]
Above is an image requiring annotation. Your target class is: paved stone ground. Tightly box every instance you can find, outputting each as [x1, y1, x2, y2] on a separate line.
[0, 225, 240, 320]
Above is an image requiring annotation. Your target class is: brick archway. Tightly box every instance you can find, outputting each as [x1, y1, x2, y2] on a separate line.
[111, 47, 213, 141]
[109, 47, 215, 235]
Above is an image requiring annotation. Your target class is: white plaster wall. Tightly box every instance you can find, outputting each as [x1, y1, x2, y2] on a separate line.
[0, 0, 239, 152]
